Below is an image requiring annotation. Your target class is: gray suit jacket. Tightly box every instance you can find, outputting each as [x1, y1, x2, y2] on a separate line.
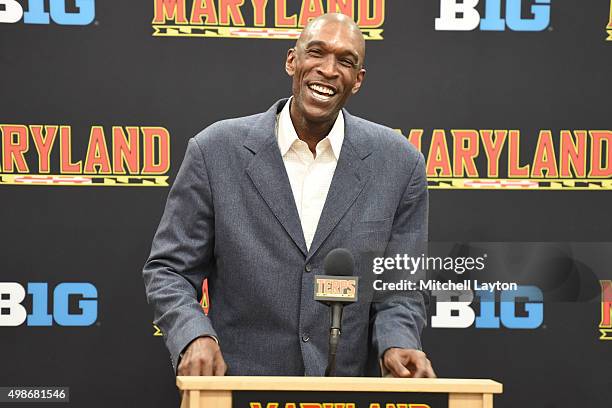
[143, 99, 428, 376]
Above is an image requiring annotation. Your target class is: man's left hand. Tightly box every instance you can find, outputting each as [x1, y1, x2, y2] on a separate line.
[382, 348, 436, 378]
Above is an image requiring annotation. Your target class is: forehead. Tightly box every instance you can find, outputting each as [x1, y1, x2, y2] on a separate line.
[302, 20, 364, 57]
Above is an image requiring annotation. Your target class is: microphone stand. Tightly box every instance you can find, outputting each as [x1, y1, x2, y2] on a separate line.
[324, 303, 343, 376]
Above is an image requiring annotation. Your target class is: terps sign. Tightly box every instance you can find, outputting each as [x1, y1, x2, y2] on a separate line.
[0, 124, 170, 187]
[0, 0, 95, 25]
[152, 0, 386, 40]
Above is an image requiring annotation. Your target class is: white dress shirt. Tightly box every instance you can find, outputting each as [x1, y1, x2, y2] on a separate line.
[276, 98, 344, 250]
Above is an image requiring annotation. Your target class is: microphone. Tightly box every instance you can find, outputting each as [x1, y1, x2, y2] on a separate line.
[314, 248, 358, 376]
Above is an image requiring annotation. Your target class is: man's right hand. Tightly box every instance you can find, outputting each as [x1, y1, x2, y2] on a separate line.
[177, 336, 227, 376]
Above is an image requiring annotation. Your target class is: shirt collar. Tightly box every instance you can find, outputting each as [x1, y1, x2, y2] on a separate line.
[277, 97, 344, 159]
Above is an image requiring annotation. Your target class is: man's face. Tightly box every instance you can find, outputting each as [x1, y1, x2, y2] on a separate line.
[285, 21, 366, 124]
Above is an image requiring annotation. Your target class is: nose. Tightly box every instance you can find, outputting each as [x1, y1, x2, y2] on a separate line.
[316, 54, 340, 79]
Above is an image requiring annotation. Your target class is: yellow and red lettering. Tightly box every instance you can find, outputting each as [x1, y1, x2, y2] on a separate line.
[531, 130, 558, 178]
[300, 404, 322, 408]
[452, 130, 479, 177]
[84, 126, 112, 174]
[601, 280, 612, 328]
[250, 403, 279, 408]
[275, 0, 297, 26]
[142, 127, 171, 174]
[480, 130, 506, 178]
[588, 130, 611, 177]
[59, 126, 82, 173]
[112, 126, 140, 174]
[559, 130, 586, 178]
[219, 0, 246, 25]
[426, 129, 452, 177]
[407, 129, 423, 152]
[1, 125, 29, 173]
[299, 0, 325, 26]
[329, 0, 354, 19]
[190, 0, 219, 24]
[357, 0, 384, 28]
[508, 130, 529, 177]
[251, 0, 268, 26]
[153, 0, 188, 24]
[30, 125, 58, 174]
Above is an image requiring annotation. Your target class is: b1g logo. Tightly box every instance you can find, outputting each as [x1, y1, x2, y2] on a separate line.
[435, 0, 551, 32]
[432, 285, 543, 328]
[0, 0, 95, 25]
[0, 282, 98, 326]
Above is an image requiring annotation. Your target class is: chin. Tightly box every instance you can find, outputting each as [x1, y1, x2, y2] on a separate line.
[300, 100, 338, 123]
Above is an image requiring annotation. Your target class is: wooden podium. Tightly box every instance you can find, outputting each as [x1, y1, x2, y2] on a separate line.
[177, 377, 503, 408]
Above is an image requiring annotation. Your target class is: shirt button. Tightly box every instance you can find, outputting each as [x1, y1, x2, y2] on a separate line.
[302, 334, 310, 342]
[305, 264, 312, 273]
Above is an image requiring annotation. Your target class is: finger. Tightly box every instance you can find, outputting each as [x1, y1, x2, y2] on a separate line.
[409, 354, 431, 378]
[188, 358, 202, 376]
[213, 354, 227, 376]
[411, 359, 428, 378]
[385, 355, 411, 378]
[200, 357, 214, 376]
[178, 355, 193, 376]
[424, 358, 436, 378]
[425, 362, 436, 378]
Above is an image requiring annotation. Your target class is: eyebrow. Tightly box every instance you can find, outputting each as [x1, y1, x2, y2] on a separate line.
[305, 40, 360, 62]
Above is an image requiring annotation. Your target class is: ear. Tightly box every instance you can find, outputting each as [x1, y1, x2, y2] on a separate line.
[285, 48, 296, 77]
[351, 68, 366, 94]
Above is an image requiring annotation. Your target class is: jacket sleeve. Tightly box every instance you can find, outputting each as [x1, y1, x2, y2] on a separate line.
[370, 152, 429, 358]
[142, 138, 218, 373]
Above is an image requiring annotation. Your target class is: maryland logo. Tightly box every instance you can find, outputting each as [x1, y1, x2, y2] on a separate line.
[600, 280, 612, 340]
[152, 0, 385, 40]
[402, 129, 612, 190]
[0, 124, 170, 187]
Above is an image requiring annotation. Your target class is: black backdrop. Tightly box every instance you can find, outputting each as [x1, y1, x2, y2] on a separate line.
[1, 1, 611, 407]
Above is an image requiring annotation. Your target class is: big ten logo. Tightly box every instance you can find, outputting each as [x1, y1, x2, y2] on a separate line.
[0, 0, 95, 25]
[431, 285, 543, 329]
[0, 282, 98, 326]
[435, 0, 551, 32]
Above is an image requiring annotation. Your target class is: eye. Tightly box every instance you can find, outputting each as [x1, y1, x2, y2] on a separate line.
[340, 59, 355, 68]
[307, 48, 323, 57]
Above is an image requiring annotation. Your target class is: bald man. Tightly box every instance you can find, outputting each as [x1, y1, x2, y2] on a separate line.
[143, 13, 434, 378]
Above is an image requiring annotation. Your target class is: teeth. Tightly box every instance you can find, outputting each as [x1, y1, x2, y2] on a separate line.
[309, 84, 335, 96]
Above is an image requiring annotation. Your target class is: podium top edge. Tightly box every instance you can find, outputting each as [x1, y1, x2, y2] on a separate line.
[176, 377, 503, 394]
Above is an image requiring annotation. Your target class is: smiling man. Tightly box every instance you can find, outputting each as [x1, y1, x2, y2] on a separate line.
[143, 13, 434, 378]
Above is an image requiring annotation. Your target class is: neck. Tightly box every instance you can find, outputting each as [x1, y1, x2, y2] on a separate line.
[289, 101, 338, 154]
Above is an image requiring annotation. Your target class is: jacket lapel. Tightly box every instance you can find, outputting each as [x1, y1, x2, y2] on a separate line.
[244, 100, 308, 256]
[306, 110, 372, 262]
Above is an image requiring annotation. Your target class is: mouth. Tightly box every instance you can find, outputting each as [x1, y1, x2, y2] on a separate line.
[306, 82, 337, 102]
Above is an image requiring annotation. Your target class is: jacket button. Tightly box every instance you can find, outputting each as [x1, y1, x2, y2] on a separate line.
[305, 264, 312, 273]
[302, 333, 310, 342]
